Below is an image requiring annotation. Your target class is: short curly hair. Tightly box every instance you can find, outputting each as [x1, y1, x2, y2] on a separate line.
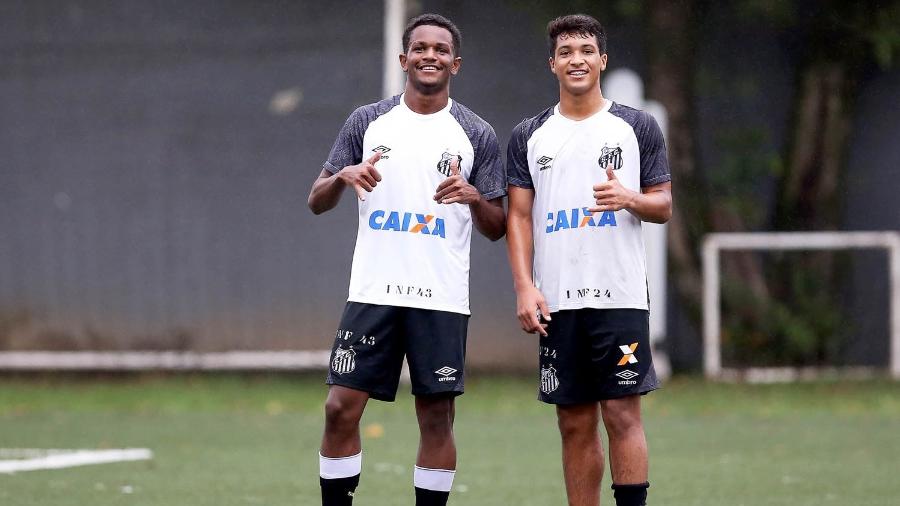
[402, 13, 462, 56]
[547, 14, 606, 57]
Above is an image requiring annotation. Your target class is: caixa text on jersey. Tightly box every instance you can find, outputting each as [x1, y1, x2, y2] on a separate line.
[546, 208, 617, 233]
[368, 210, 447, 238]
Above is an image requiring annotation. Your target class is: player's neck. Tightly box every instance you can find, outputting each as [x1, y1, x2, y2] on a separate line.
[403, 85, 451, 115]
[558, 87, 606, 121]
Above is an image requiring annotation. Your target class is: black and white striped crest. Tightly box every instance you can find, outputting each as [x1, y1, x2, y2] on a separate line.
[331, 347, 356, 375]
[437, 152, 462, 176]
[598, 145, 623, 171]
[540, 365, 559, 394]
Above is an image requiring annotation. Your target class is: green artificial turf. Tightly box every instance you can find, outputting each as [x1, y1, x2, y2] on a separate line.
[1, 374, 898, 505]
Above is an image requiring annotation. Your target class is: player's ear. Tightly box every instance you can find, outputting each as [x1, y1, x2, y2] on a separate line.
[599, 53, 608, 71]
[450, 56, 461, 75]
[548, 57, 556, 74]
[399, 53, 408, 72]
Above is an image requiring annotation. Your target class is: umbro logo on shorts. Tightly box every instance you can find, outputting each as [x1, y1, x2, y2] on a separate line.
[435, 366, 457, 382]
[616, 368, 639, 386]
[617, 343, 638, 366]
[616, 369, 639, 380]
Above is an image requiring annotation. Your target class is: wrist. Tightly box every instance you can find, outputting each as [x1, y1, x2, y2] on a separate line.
[513, 278, 535, 292]
[626, 188, 639, 209]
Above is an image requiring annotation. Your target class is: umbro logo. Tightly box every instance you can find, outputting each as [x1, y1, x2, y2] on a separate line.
[372, 145, 391, 159]
[537, 156, 553, 171]
[435, 366, 458, 382]
[616, 368, 639, 385]
[617, 343, 638, 366]
[615, 369, 639, 380]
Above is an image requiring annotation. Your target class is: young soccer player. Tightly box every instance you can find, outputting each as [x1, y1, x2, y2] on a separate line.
[506, 14, 672, 506]
[307, 13, 506, 506]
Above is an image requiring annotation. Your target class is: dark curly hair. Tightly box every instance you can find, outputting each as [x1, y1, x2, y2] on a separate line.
[547, 14, 606, 57]
[402, 13, 462, 56]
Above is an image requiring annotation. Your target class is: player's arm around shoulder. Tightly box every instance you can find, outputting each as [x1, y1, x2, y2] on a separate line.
[307, 152, 383, 215]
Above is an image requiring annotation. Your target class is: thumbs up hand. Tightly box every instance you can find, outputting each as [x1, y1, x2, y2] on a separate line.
[340, 151, 383, 201]
[588, 164, 634, 213]
[434, 155, 480, 205]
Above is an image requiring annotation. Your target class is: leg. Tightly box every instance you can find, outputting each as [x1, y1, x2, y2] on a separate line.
[321, 385, 370, 457]
[403, 307, 467, 505]
[600, 395, 649, 506]
[557, 402, 603, 506]
[413, 394, 457, 506]
[320, 385, 369, 506]
[415, 394, 456, 469]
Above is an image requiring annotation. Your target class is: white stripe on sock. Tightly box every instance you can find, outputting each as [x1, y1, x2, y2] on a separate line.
[414, 465, 455, 492]
[319, 452, 361, 479]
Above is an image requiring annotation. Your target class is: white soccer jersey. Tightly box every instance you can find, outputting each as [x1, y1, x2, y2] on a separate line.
[507, 101, 671, 312]
[323, 95, 505, 315]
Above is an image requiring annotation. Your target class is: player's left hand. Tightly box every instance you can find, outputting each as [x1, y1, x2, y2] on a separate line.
[433, 157, 480, 205]
[589, 165, 635, 213]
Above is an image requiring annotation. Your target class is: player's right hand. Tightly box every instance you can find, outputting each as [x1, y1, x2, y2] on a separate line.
[339, 151, 382, 201]
[515, 285, 551, 336]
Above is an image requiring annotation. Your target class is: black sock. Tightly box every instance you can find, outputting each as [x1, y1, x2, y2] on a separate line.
[320, 474, 360, 506]
[415, 486, 450, 506]
[612, 482, 649, 506]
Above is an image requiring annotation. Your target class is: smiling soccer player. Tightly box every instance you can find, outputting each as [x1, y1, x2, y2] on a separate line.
[307, 13, 506, 506]
[506, 14, 673, 506]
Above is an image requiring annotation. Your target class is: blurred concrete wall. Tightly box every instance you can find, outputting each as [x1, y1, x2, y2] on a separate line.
[2, 1, 898, 370]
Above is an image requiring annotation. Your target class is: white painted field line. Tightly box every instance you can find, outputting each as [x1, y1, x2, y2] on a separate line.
[0, 448, 153, 474]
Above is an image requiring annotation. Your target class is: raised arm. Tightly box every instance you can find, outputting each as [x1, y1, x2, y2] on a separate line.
[308, 152, 383, 215]
[433, 157, 506, 241]
[589, 166, 672, 223]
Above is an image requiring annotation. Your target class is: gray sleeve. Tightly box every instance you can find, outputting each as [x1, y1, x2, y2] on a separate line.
[469, 124, 507, 200]
[323, 107, 367, 174]
[636, 112, 671, 187]
[506, 121, 533, 189]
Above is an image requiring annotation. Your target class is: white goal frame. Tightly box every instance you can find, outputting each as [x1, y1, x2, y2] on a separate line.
[703, 231, 900, 381]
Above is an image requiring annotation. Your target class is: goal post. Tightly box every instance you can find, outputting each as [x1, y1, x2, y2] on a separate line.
[703, 231, 900, 381]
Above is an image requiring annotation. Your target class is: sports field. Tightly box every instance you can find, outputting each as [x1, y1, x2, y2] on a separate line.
[1, 374, 899, 506]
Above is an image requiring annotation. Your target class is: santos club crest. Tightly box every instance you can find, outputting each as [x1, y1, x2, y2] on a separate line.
[540, 365, 559, 394]
[598, 145, 623, 170]
[437, 152, 463, 176]
[331, 347, 356, 375]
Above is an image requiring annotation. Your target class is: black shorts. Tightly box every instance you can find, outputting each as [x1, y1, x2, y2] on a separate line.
[326, 302, 468, 402]
[538, 308, 659, 404]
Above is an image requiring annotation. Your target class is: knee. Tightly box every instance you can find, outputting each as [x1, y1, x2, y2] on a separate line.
[324, 396, 363, 431]
[556, 407, 598, 441]
[601, 402, 643, 439]
[417, 400, 454, 436]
